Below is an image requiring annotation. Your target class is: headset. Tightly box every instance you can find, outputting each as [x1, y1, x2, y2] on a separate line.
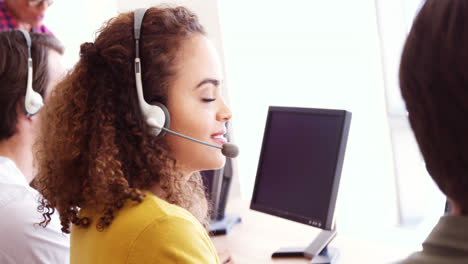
[133, 8, 238, 158]
[134, 8, 170, 137]
[19, 29, 44, 117]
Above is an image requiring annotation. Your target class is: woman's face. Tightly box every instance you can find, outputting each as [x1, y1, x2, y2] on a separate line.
[165, 34, 232, 175]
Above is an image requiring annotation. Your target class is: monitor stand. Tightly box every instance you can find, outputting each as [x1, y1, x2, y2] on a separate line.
[271, 229, 338, 263]
[209, 214, 242, 236]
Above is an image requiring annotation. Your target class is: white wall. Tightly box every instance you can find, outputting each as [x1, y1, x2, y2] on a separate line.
[375, 0, 445, 238]
[43, 0, 117, 68]
[218, 0, 399, 231]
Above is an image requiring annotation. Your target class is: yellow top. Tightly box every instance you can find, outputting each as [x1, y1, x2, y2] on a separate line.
[70, 192, 220, 264]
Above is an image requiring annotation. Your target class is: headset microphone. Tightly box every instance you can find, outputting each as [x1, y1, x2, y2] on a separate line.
[220, 143, 239, 158]
[160, 127, 239, 158]
[133, 8, 239, 159]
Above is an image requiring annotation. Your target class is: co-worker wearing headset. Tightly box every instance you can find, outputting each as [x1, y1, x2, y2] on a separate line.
[0, 30, 68, 263]
[35, 6, 237, 264]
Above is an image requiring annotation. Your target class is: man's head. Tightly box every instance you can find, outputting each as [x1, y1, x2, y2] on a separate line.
[4, 0, 53, 28]
[0, 30, 63, 141]
[399, 0, 468, 214]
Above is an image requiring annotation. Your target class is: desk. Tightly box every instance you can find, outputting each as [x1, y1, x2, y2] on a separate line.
[211, 199, 412, 263]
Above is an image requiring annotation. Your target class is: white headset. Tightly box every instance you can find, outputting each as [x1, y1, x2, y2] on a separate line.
[19, 29, 44, 117]
[134, 8, 170, 137]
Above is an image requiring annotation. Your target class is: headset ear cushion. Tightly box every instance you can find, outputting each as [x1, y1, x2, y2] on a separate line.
[151, 102, 170, 138]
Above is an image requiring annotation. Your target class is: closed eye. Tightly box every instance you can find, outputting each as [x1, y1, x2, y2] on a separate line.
[202, 98, 216, 102]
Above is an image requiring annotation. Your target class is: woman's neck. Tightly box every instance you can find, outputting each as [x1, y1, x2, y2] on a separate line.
[148, 169, 192, 200]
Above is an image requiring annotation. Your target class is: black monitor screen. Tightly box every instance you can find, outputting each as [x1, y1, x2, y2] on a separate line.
[251, 106, 351, 230]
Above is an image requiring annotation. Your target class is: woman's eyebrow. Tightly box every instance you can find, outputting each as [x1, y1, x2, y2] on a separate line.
[194, 78, 220, 89]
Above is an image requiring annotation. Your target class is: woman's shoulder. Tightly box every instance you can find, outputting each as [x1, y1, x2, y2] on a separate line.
[120, 191, 196, 224]
[106, 191, 206, 239]
[71, 192, 219, 264]
[75, 191, 198, 236]
[125, 212, 219, 264]
[122, 192, 219, 264]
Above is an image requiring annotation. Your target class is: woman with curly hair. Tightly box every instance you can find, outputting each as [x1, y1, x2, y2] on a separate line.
[34, 6, 234, 264]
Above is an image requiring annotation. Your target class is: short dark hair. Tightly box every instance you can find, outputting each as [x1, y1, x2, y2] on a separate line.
[0, 30, 64, 141]
[399, 0, 468, 213]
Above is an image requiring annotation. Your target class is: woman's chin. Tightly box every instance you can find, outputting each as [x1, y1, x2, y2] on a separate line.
[203, 156, 226, 171]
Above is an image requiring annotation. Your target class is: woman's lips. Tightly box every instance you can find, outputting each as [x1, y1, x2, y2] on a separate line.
[211, 132, 227, 145]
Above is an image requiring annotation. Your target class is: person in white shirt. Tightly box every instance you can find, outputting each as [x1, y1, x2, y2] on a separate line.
[0, 30, 69, 263]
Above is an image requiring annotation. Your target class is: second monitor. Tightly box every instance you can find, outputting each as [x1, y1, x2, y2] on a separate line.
[250, 106, 352, 262]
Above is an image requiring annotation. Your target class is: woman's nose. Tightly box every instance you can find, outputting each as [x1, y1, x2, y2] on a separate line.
[217, 99, 232, 122]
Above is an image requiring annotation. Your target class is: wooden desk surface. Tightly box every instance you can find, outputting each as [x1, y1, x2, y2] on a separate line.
[211, 199, 411, 264]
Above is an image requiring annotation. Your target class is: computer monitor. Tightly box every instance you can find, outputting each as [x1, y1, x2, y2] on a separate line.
[250, 106, 351, 262]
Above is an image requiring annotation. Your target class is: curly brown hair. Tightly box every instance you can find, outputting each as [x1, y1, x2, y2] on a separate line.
[399, 0, 468, 214]
[35, 6, 211, 233]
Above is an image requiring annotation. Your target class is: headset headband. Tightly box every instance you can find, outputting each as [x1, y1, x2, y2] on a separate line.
[134, 8, 148, 60]
[133, 8, 170, 136]
[19, 30, 32, 59]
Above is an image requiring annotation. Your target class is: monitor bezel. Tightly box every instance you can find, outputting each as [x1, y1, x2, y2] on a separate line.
[250, 106, 351, 230]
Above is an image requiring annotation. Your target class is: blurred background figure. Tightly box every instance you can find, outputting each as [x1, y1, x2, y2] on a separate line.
[0, 0, 53, 33]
